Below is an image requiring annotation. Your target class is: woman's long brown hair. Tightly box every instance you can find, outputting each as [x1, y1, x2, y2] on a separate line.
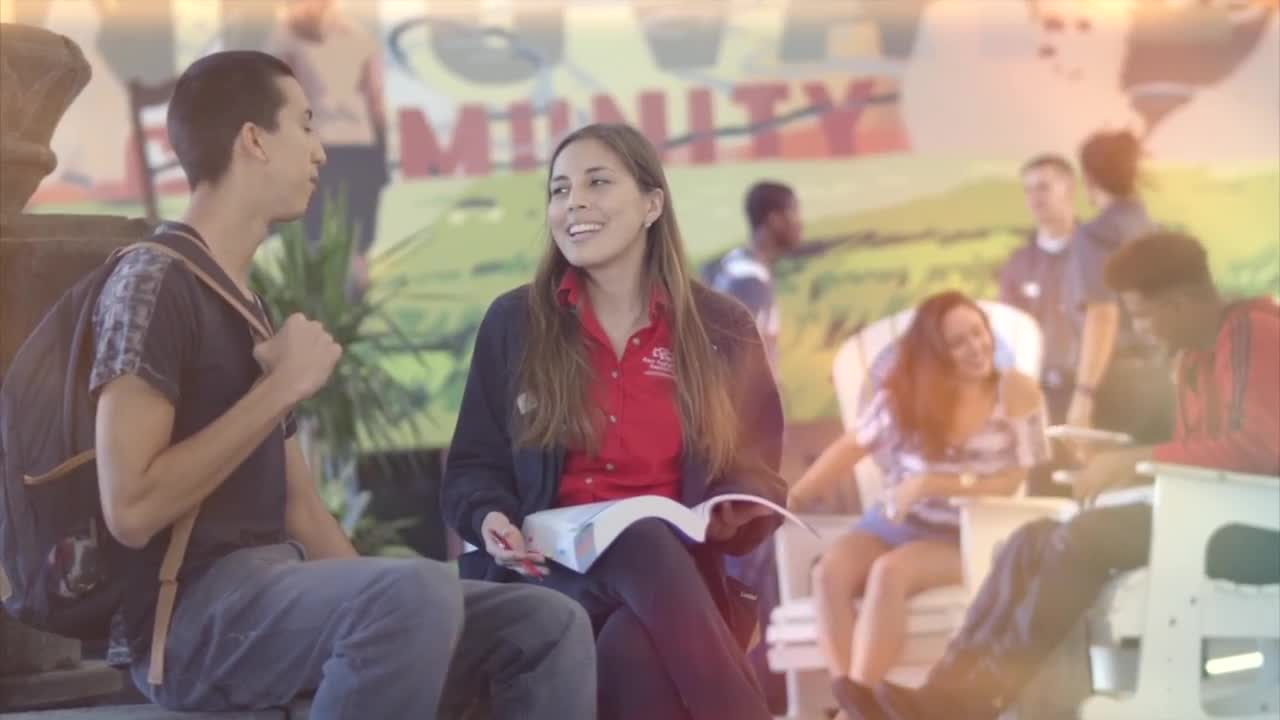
[516, 123, 738, 477]
[882, 291, 995, 459]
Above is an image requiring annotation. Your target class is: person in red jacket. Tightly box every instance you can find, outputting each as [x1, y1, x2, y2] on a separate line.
[839, 229, 1280, 719]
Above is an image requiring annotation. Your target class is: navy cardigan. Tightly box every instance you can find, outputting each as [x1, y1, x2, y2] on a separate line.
[441, 282, 786, 630]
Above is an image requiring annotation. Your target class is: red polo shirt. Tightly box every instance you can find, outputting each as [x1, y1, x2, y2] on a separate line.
[555, 270, 684, 507]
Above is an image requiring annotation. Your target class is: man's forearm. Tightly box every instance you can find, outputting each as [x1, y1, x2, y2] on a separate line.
[288, 497, 359, 560]
[104, 376, 295, 548]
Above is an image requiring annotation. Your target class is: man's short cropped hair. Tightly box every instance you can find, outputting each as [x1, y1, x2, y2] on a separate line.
[1020, 154, 1074, 177]
[167, 51, 297, 189]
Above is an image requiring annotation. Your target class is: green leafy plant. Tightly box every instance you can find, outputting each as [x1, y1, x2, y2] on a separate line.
[250, 198, 431, 556]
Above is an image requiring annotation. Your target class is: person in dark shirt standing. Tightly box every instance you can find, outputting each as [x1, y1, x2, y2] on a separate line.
[1064, 130, 1174, 448]
[839, 229, 1280, 719]
[266, 0, 388, 296]
[93, 50, 593, 719]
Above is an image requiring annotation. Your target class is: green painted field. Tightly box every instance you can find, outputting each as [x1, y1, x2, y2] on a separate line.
[31, 159, 1280, 448]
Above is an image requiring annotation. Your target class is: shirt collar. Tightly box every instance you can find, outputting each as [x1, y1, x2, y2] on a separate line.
[556, 269, 670, 320]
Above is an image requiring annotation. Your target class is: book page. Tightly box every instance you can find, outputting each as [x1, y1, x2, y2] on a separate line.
[693, 493, 819, 537]
[592, 496, 704, 544]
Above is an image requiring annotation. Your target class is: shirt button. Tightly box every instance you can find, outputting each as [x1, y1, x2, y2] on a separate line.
[585, 477, 593, 485]
[609, 414, 617, 423]
[631, 338, 640, 346]
[606, 463, 615, 471]
[610, 370, 619, 379]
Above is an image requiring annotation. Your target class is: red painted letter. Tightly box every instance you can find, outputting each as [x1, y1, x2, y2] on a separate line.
[398, 106, 492, 177]
[731, 83, 789, 158]
[804, 79, 875, 156]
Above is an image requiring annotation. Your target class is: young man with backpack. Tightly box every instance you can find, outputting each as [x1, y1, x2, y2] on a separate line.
[16, 51, 595, 718]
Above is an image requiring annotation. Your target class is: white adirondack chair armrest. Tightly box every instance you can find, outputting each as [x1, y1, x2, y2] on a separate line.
[950, 495, 1078, 515]
[1136, 461, 1280, 490]
[1141, 461, 1279, 539]
[1092, 484, 1153, 509]
[950, 495, 1078, 597]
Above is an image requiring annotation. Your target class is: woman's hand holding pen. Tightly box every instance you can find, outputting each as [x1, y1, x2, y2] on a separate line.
[481, 511, 548, 578]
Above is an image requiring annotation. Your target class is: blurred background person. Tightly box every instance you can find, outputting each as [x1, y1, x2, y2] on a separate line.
[703, 180, 803, 370]
[789, 291, 1049, 713]
[1000, 154, 1080, 425]
[702, 179, 803, 712]
[267, 0, 388, 296]
[1062, 129, 1174, 452]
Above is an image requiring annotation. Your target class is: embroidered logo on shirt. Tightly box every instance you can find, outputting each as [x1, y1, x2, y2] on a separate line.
[642, 346, 676, 379]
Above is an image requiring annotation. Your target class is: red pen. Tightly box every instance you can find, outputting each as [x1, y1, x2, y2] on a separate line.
[489, 530, 546, 579]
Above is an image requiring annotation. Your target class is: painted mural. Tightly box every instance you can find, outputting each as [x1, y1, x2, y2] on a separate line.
[6, 0, 1278, 447]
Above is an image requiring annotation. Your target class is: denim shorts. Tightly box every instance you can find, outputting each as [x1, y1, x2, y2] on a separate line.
[851, 504, 959, 548]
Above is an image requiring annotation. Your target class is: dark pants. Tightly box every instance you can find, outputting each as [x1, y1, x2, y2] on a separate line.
[303, 144, 387, 256]
[518, 518, 772, 720]
[893, 503, 1280, 719]
[725, 538, 786, 714]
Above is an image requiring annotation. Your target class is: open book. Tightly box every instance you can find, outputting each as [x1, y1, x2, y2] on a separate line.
[522, 493, 818, 573]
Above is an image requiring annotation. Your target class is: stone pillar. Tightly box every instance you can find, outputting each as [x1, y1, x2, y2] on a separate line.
[0, 22, 142, 711]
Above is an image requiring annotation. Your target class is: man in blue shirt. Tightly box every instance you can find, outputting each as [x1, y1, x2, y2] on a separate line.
[704, 180, 803, 370]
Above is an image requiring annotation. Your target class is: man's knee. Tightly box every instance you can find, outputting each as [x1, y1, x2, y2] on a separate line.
[504, 584, 593, 655]
[1055, 505, 1151, 572]
[371, 559, 465, 637]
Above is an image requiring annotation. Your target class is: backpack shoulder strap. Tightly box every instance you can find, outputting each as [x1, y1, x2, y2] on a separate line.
[147, 506, 198, 686]
[121, 231, 273, 685]
[123, 238, 272, 342]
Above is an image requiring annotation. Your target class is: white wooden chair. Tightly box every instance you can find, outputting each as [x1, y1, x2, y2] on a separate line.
[772, 465, 1280, 720]
[1076, 462, 1280, 720]
[766, 301, 1067, 719]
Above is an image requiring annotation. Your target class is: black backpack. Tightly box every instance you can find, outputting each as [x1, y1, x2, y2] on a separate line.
[0, 227, 270, 670]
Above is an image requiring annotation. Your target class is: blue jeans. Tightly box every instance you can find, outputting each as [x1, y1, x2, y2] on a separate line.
[132, 543, 595, 720]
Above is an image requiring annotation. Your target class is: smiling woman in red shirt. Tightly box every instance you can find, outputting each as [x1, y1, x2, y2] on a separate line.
[442, 123, 786, 720]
